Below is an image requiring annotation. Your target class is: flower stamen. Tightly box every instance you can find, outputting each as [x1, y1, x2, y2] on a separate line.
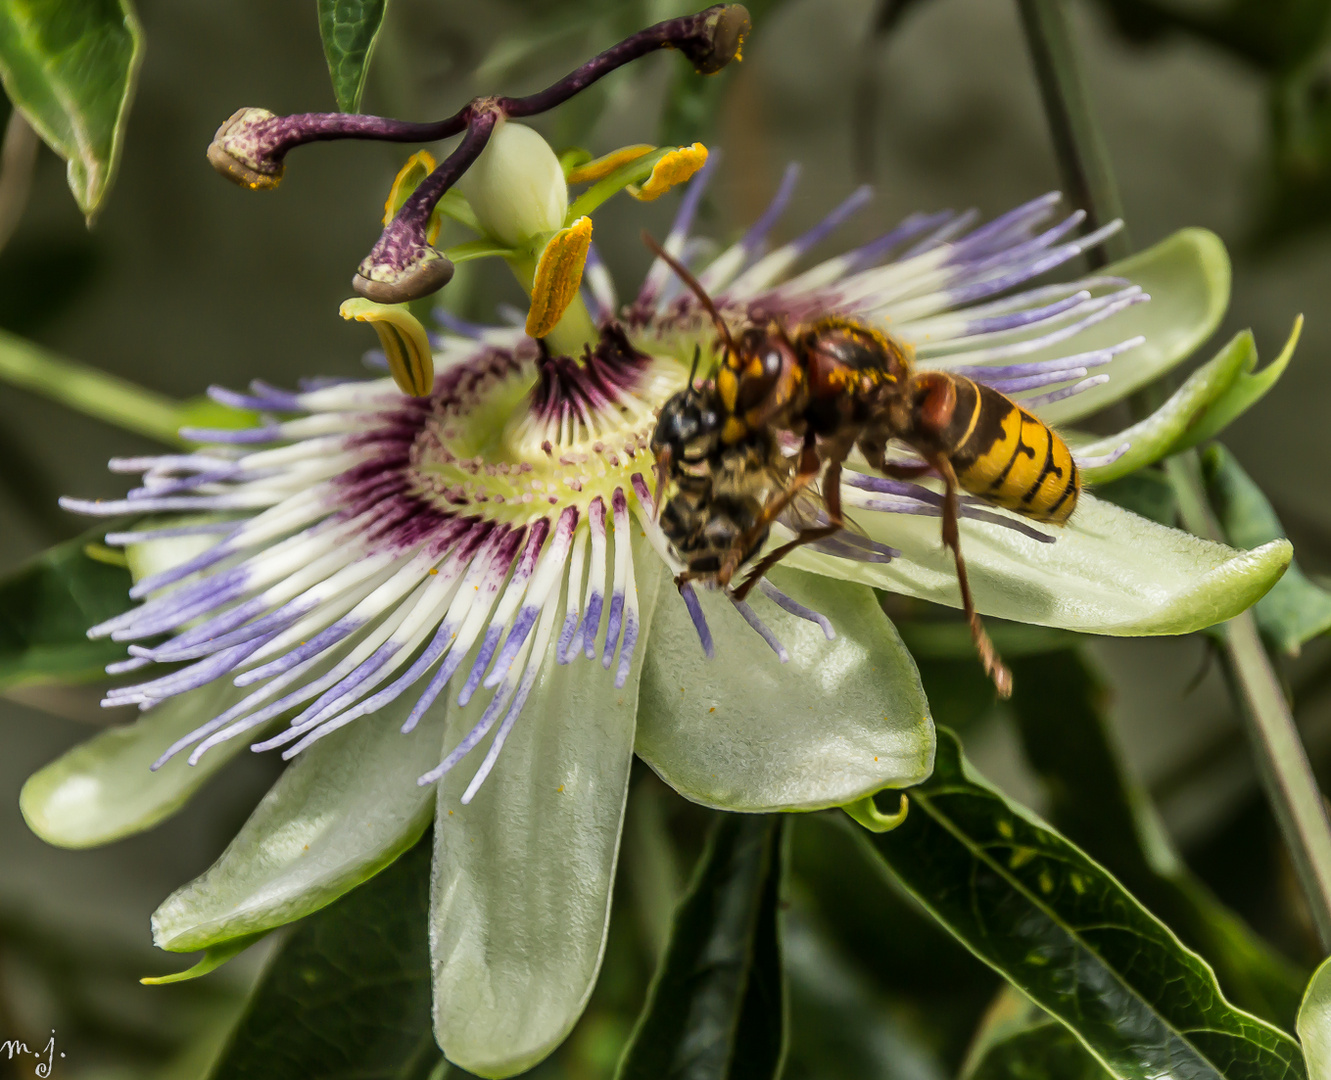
[526, 217, 593, 339]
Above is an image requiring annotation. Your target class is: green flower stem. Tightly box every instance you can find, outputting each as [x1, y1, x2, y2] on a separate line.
[0, 328, 185, 444]
[1014, 0, 1131, 268]
[1016, 0, 1331, 947]
[1167, 454, 1331, 947]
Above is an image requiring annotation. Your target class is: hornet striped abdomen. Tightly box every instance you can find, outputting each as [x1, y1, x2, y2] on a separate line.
[941, 376, 1080, 525]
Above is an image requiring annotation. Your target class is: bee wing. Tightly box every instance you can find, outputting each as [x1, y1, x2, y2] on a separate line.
[777, 475, 899, 564]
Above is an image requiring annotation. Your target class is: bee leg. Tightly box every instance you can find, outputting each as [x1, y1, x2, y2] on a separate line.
[731, 446, 848, 603]
[930, 455, 1013, 698]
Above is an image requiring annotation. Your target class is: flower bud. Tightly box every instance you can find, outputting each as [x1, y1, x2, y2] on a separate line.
[458, 122, 569, 248]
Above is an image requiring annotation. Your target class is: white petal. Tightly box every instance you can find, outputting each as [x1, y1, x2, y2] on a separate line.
[1027, 229, 1230, 423]
[637, 567, 934, 812]
[19, 679, 256, 848]
[150, 690, 444, 951]
[788, 491, 1289, 636]
[430, 533, 662, 1078]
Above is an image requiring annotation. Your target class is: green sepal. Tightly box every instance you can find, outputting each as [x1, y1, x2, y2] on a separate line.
[140, 931, 269, 986]
[1079, 320, 1300, 484]
[1037, 228, 1231, 424]
[843, 793, 910, 833]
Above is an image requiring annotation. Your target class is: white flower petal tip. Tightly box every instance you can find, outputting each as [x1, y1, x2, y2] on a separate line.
[430, 531, 662, 1078]
[789, 492, 1291, 637]
[638, 567, 934, 813]
[20, 680, 257, 849]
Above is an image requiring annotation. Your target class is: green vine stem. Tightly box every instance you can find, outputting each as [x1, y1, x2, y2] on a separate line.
[1015, 0, 1331, 948]
[1015, 0, 1131, 268]
[0, 329, 186, 445]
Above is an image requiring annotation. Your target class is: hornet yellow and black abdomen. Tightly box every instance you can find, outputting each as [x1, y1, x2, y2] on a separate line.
[939, 376, 1080, 525]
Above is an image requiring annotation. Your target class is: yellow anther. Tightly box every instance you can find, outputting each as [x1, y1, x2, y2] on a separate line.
[526, 216, 593, 339]
[383, 151, 443, 244]
[630, 143, 708, 201]
[566, 144, 656, 185]
[339, 298, 435, 397]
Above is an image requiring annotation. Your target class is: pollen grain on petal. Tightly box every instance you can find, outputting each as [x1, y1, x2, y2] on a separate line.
[631, 144, 708, 202]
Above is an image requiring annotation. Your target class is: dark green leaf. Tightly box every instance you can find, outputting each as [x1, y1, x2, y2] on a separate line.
[1089, 0, 1331, 73]
[914, 657, 999, 732]
[866, 729, 1307, 1080]
[317, 0, 388, 113]
[968, 1017, 1111, 1080]
[1009, 649, 1307, 1029]
[208, 836, 441, 1080]
[1093, 468, 1177, 526]
[782, 905, 947, 1080]
[0, 0, 143, 221]
[0, 526, 133, 691]
[1202, 444, 1331, 655]
[616, 814, 786, 1080]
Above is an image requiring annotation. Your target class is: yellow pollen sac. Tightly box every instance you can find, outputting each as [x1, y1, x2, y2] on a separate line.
[526, 216, 593, 339]
[630, 143, 708, 201]
[566, 144, 656, 185]
[383, 151, 443, 244]
[339, 298, 435, 397]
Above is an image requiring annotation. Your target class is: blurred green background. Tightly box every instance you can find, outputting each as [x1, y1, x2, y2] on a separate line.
[3, 0, 1331, 1075]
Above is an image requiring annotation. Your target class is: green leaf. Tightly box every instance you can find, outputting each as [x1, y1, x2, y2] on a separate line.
[0, 0, 143, 221]
[1009, 649, 1307, 1029]
[0, 526, 132, 691]
[967, 1017, 1112, 1080]
[317, 0, 388, 114]
[783, 907, 948, 1080]
[1203, 444, 1331, 655]
[1077, 321, 1300, 484]
[1297, 957, 1331, 1080]
[638, 567, 933, 812]
[1093, 469, 1177, 526]
[864, 729, 1307, 1080]
[616, 813, 786, 1080]
[790, 491, 1289, 637]
[207, 835, 441, 1080]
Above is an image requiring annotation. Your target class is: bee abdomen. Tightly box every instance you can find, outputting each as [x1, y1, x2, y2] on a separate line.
[949, 380, 1080, 525]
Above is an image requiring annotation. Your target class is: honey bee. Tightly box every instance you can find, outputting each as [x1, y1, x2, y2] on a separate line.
[646, 234, 1081, 697]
